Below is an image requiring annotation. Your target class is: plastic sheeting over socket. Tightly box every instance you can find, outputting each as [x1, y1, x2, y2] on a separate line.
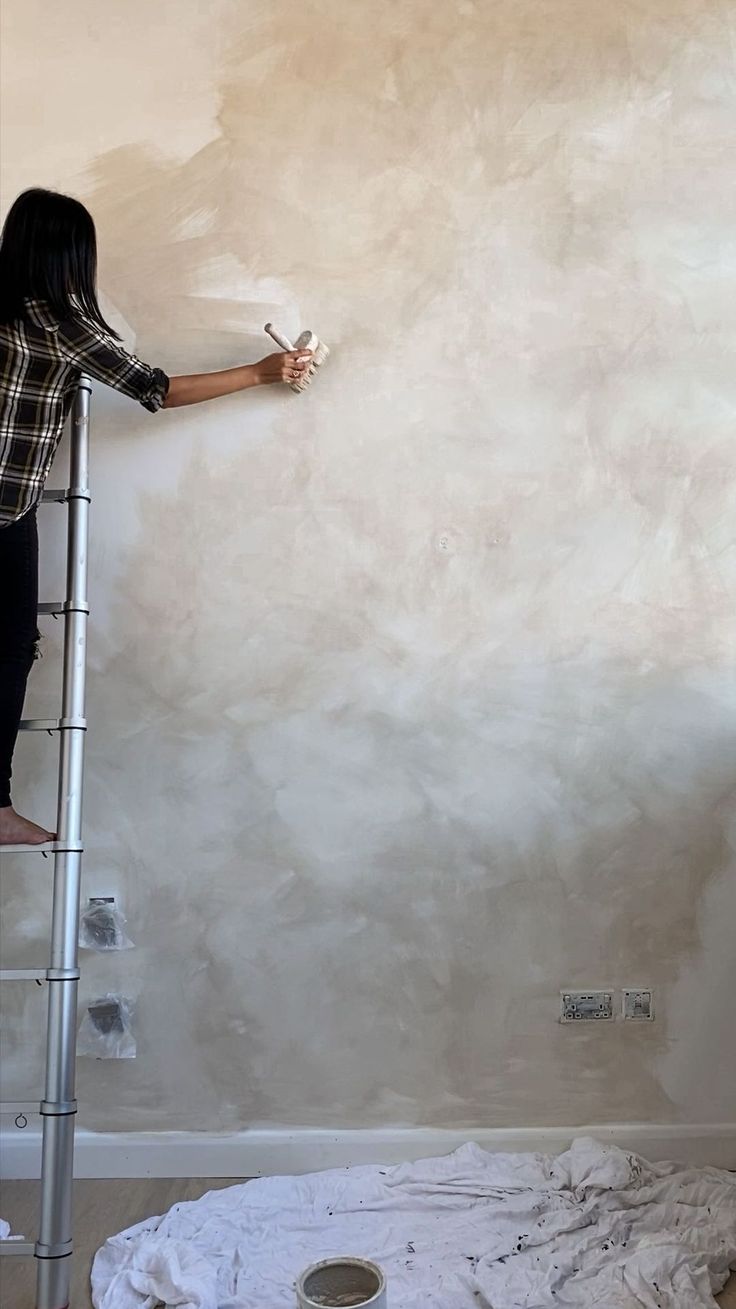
[78, 994, 136, 1059]
[79, 898, 134, 951]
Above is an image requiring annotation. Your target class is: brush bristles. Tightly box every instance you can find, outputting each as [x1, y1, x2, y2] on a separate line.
[291, 331, 329, 393]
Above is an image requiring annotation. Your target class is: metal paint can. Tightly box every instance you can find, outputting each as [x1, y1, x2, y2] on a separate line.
[296, 1256, 387, 1308]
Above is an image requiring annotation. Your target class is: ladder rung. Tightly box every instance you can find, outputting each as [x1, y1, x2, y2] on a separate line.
[0, 1101, 39, 1115]
[0, 968, 47, 981]
[0, 1241, 35, 1258]
[0, 968, 79, 982]
[0, 840, 83, 854]
[41, 484, 89, 503]
[18, 717, 86, 732]
[37, 601, 89, 616]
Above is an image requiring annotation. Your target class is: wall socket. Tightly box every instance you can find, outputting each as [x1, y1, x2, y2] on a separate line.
[622, 988, 654, 1021]
[560, 990, 614, 1022]
[560, 989, 655, 1022]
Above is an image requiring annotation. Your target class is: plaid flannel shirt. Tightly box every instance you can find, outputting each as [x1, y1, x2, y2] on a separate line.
[0, 298, 169, 526]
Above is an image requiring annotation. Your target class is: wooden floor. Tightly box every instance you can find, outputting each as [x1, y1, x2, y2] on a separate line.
[1, 1178, 237, 1309]
[2, 1176, 735, 1308]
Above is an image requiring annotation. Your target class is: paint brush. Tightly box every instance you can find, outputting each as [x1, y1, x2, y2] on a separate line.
[264, 322, 329, 394]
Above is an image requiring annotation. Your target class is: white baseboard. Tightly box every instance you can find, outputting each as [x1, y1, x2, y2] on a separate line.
[2, 1122, 734, 1180]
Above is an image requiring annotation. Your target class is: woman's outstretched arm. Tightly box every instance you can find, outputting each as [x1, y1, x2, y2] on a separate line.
[163, 350, 313, 408]
[57, 311, 313, 411]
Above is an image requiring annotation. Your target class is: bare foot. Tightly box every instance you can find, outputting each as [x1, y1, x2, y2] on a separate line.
[0, 806, 55, 846]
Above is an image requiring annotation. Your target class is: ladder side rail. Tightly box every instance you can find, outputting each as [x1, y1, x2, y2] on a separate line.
[36, 377, 92, 1309]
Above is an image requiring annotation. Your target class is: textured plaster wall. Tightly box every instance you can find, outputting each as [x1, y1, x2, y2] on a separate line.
[1, 0, 735, 1133]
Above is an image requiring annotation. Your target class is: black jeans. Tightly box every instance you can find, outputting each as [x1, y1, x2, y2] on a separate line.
[0, 510, 39, 808]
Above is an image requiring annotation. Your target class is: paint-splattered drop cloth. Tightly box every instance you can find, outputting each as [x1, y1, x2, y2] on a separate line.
[91, 1136, 736, 1308]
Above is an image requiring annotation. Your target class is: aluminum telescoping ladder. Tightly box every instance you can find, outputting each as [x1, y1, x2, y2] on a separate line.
[0, 378, 92, 1309]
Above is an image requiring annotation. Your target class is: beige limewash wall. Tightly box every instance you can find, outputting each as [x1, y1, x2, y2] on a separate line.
[1, 0, 735, 1135]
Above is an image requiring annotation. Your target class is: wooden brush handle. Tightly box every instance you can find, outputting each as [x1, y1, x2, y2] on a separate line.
[264, 323, 294, 352]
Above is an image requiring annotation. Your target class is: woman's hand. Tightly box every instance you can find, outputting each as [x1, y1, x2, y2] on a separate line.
[255, 350, 313, 386]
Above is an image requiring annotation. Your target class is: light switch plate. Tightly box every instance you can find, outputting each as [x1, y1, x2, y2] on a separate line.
[622, 988, 654, 1020]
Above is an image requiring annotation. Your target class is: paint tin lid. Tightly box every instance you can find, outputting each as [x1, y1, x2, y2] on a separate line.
[296, 1256, 387, 1309]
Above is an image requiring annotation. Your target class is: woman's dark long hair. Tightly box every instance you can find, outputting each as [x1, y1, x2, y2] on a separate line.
[0, 188, 119, 336]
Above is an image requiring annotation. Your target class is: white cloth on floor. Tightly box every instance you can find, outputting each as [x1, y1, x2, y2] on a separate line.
[91, 1136, 736, 1309]
[0, 1218, 10, 1238]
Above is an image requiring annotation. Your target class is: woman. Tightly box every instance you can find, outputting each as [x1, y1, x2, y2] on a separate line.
[0, 188, 312, 846]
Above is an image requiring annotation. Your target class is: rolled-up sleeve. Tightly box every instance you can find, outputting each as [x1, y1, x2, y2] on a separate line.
[56, 314, 169, 412]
